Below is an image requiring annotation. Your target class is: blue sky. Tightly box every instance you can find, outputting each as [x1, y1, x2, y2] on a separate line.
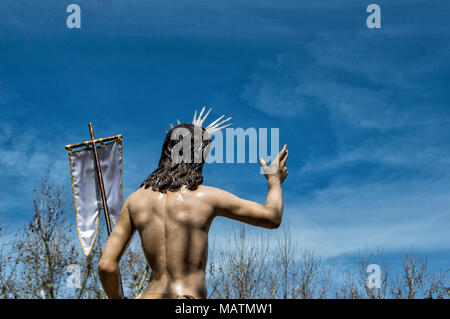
[0, 0, 449, 270]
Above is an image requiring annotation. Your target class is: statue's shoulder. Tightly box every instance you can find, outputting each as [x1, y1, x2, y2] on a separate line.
[195, 184, 228, 199]
[196, 184, 216, 193]
[125, 187, 152, 208]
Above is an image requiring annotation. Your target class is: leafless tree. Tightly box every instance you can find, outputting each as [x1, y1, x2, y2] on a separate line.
[424, 269, 449, 299]
[335, 271, 362, 299]
[264, 227, 331, 299]
[4, 176, 80, 298]
[390, 250, 448, 299]
[73, 220, 108, 299]
[0, 218, 11, 297]
[265, 226, 297, 298]
[358, 248, 390, 299]
[209, 227, 332, 299]
[296, 248, 332, 298]
[208, 227, 269, 298]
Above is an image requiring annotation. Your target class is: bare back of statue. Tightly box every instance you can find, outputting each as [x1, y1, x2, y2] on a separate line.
[128, 185, 214, 298]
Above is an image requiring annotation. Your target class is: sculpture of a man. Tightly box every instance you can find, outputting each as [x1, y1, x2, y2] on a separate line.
[98, 109, 289, 299]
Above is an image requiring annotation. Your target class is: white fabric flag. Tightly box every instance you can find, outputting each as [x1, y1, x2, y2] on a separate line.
[68, 139, 123, 256]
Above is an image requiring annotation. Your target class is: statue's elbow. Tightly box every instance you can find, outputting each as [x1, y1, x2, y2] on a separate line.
[98, 258, 117, 275]
[267, 217, 281, 229]
[270, 221, 281, 229]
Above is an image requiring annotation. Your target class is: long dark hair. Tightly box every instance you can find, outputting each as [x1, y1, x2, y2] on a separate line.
[141, 123, 211, 193]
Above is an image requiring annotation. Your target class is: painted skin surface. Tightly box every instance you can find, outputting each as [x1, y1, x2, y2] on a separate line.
[98, 145, 288, 299]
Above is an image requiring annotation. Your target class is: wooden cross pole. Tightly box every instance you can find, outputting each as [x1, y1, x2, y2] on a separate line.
[87, 122, 124, 297]
[88, 123, 113, 236]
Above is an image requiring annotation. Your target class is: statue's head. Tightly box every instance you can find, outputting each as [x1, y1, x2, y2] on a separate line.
[141, 108, 231, 193]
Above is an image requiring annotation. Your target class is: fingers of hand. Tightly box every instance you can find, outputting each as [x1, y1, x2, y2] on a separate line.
[276, 144, 287, 162]
[259, 157, 267, 168]
[282, 168, 288, 181]
[280, 150, 288, 167]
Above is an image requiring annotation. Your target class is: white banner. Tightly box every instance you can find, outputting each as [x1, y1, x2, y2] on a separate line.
[68, 139, 123, 256]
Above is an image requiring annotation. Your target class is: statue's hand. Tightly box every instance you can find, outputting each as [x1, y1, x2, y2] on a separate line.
[259, 144, 288, 185]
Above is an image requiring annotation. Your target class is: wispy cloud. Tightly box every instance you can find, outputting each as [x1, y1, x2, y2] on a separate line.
[238, 17, 450, 258]
[0, 86, 70, 219]
[241, 32, 450, 127]
[281, 175, 450, 257]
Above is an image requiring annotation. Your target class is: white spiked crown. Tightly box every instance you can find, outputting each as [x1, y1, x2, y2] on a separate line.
[166, 107, 232, 134]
